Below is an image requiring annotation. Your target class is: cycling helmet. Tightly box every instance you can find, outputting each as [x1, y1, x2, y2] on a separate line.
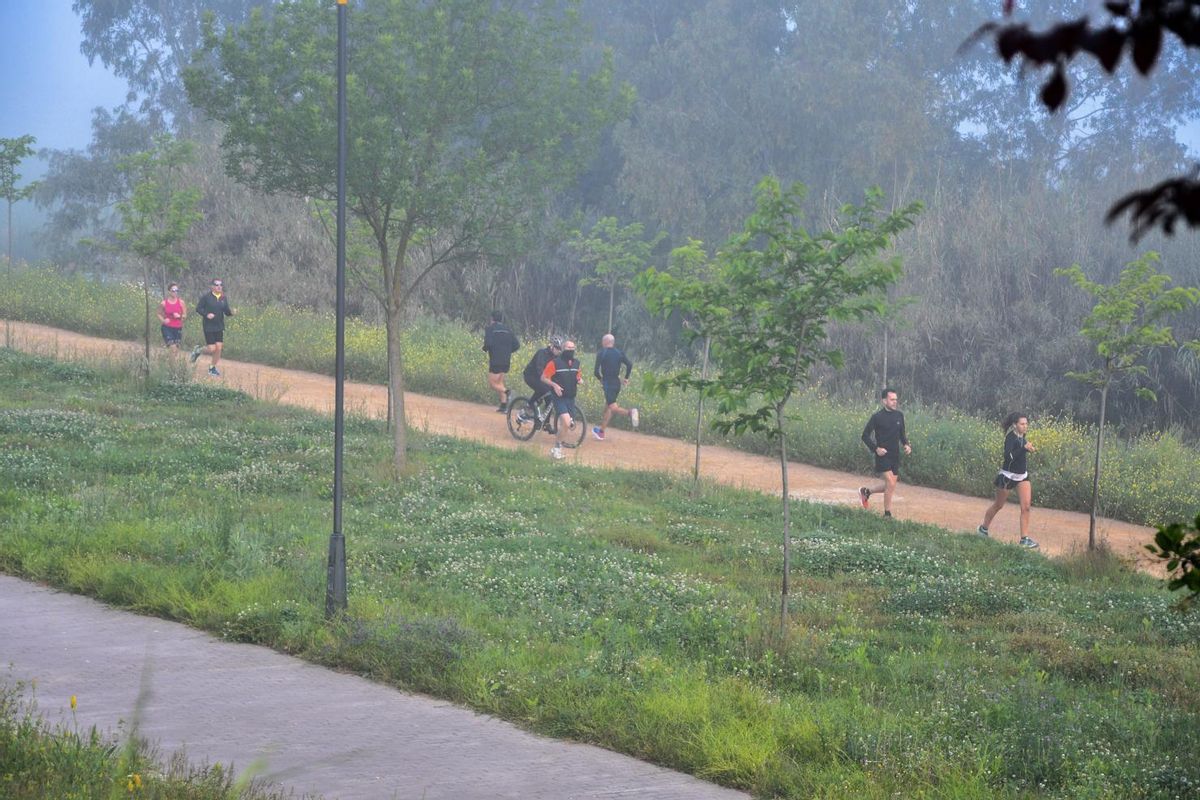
[549, 334, 565, 349]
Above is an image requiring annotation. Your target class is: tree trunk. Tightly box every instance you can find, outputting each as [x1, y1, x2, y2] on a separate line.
[385, 307, 407, 471]
[1088, 383, 1109, 551]
[691, 335, 710, 495]
[882, 325, 889, 389]
[607, 281, 615, 333]
[142, 262, 152, 379]
[777, 407, 791, 635]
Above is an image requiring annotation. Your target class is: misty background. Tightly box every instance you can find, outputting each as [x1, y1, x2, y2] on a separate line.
[5, 0, 1200, 438]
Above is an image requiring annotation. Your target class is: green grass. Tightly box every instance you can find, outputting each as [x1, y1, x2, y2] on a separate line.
[0, 681, 299, 800]
[3, 264, 1198, 528]
[0, 347, 1197, 798]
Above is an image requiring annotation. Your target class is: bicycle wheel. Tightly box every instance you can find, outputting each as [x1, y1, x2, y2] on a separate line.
[558, 402, 587, 449]
[506, 397, 539, 441]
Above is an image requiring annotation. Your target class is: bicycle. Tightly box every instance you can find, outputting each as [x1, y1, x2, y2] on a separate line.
[506, 394, 587, 449]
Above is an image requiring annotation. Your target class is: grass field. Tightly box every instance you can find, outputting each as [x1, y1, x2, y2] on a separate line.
[1, 347, 1197, 798]
[2, 265, 1198, 529]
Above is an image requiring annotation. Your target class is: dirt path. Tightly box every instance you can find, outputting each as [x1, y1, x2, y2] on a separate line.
[4, 320, 1161, 573]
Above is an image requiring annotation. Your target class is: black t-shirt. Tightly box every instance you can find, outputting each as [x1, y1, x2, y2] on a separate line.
[861, 407, 908, 456]
[523, 346, 556, 383]
[482, 322, 519, 368]
[1001, 430, 1028, 475]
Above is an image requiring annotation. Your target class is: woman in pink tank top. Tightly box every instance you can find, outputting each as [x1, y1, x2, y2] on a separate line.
[158, 284, 187, 350]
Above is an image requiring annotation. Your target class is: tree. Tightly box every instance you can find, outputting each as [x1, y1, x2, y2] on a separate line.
[186, 0, 630, 472]
[1055, 253, 1200, 550]
[1147, 514, 1200, 606]
[567, 217, 663, 333]
[115, 136, 203, 375]
[1, 135, 38, 266]
[74, 0, 262, 119]
[638, 177, 920, 631]
[971, 1, 1200, 240]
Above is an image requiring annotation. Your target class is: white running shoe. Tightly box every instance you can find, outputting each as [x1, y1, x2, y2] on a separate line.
[630, 407, 640, 428]
[549, 446, 564, 460]
[1019, 536, 1039, 549]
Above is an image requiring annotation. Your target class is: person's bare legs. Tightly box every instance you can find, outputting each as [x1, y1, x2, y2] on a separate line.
[1016, 481, 1032, 540]
[981, 487, 1011, 530]
[210, 341, 223, 369]
[601, 402, 630, 431]
[863, 470, 898, 514]
[488, 371, 507, 405]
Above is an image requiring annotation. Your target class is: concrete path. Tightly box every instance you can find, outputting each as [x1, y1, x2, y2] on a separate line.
[0, 575, 748, 800]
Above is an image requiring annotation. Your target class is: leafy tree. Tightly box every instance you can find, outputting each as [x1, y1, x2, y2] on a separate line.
[74, 0, 262, 118]
[0, 135, 38, 266]
[186, 0, 630, 471]
[1055, 253, 1200, 550]
[115, 136, 203, 374]
[1147, 514, 1200, 606]
[567, 216, 663, 333]
[36, 110, 161, 269]
[970, 1, 1200, 240]
[638, 177, 920, 631]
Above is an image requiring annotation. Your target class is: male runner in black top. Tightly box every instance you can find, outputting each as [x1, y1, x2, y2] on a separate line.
[858, 388, 911, 518]
[483, 310, 520, 412]
[591, 333, 638, 440]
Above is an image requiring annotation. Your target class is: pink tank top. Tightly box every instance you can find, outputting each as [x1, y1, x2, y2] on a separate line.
[162, 298, 185, 328]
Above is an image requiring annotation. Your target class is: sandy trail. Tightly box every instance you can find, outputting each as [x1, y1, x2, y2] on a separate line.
[3, 319, 1161, 573]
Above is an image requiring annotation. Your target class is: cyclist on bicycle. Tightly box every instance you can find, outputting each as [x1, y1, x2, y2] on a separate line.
[521, 334, 563, 418]
[542, 339, 582, 459]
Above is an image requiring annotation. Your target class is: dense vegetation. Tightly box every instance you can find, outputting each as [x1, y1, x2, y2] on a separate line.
[5, 265, 1199, 529]
[1, 348, 1197, 798]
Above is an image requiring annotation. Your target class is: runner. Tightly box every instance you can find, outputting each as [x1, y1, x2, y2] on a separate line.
[591, 333, 638, 440]
[482, 310, 520, 412]
[157, 283, 187, 351]
[542, 339, 582, 460]
[977, 412, 1039, 548]
[858, 388, 911, 518]
[190, 278, 236, 377]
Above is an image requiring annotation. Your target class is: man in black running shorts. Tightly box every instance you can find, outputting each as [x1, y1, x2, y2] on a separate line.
[858, 388, 911, 518]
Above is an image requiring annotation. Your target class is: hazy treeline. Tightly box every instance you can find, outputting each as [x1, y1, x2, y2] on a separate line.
[30, 0, 1200, 436]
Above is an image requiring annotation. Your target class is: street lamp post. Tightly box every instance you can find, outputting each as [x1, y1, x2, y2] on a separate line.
[326, 0, 349, 618]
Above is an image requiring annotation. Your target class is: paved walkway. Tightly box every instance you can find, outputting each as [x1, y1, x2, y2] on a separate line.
[0, 575, 748, 800]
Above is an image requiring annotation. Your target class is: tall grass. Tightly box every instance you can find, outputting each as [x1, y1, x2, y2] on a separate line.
[0, 681, 297, 799]
[3, 264, 1198, 527]
[1, 348, 1197, 799]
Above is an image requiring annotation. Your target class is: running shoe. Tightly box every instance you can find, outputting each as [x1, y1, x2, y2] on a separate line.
[208, 366, 221, 377]
[630, 407, 640, 428]
[858, 486, 871, 508]
[592, 427, 605, 441]
[496, 403, 507, 413]
[189, 345, 203, 364]
[549, 446, 564, 460]
[977, 525, 990, 537]
[1019, 536, 1039, 549]
[883, 510, 892, 519]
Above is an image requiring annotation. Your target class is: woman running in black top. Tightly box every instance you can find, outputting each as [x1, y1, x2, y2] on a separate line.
[977, 412, 1039, 548]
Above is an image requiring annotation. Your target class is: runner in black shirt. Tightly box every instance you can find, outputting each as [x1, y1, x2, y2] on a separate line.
[482, 311, 520, 412]
[591, 333, 638, 440]
[977, 412, 1039, 548]
[857, 388, 911, 518]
